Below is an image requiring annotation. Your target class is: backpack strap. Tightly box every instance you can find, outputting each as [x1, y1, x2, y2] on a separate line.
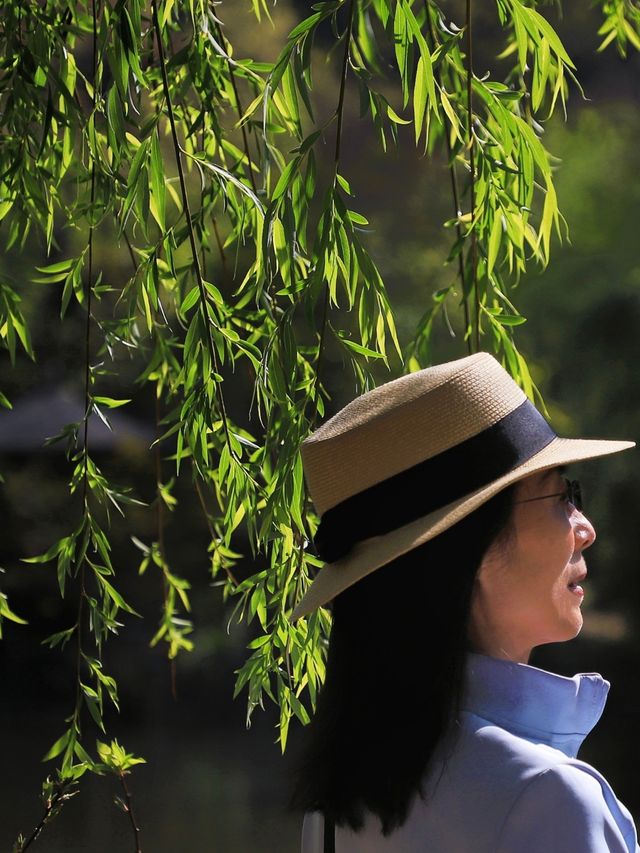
[323, 815, 335, 853]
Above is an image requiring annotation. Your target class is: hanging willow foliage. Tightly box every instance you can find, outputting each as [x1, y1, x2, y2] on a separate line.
[1, 0, 638, 846]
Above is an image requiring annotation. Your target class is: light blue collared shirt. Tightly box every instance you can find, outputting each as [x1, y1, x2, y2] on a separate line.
[302, 653, 639, 852]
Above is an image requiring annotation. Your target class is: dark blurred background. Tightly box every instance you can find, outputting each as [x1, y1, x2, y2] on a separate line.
[1, 1, 639, 849]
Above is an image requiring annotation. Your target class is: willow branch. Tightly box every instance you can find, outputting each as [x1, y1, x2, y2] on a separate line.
[311, 0, 356, 430]
[424, 3, 471, 355]
[82, 204, 94, 513]
[150, 0, 236, 459]
[210, 18, 283, 319]
[214, 19, 259, 197]
[166, 33, 224, 298]
[465, 0, 479, 353]
[333, 2, 355, 177]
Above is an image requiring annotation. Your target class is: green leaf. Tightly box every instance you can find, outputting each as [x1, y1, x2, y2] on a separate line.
[96, 574, 140, 616]
[338, 336, 386, 359]
[521, 5, 576, 69]
[180, 286, 200, 314]
[43, 729, 72, 762]
[413, 55, 428, 145]
[487, 214, 503, 277]
[288, 11, 322, 40]
[492, 312, 527, 326]
[41, 626, 76, 649]
[347, 210, 369, 226]
[273, 158, 299, 201]
[387, 104, 411, 125]
[107, 86, 125, 158]
[161, 0, 178, 28]
[34, 259, 75, 275]
[150, 131, 166, 231]
[0, 592, 27, 633]
[439, 89, 462, 142]
[282, 64, 301, 137]
[92, 397, 131, 409]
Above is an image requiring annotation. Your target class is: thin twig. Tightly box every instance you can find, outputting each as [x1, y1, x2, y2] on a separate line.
[118, 772, 142, 853]
[465, 0, 479, 353]
[123, 230, 138, 274]
[212, 16, 282, 317]
[424, 3, 472, 355]
[311, 0, 356, 429]
[81, 0, 99, 519]
[211, 216, 229, 283]
[333, 2, 356, 174]
[81, 177, 95, 505]
[154, 392, 177, 699]
[310, 286, 330, 432]
[201, 124, 207, 280]
[17, 786, 74, 852]
[18, 810, 53, 851]
[193, 476, 238, 586]
[150, 0, 236, 459]
[74, 0, 100, 737]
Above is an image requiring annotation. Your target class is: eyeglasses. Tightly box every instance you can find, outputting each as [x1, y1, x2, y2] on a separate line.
[515, 477, 583, 512]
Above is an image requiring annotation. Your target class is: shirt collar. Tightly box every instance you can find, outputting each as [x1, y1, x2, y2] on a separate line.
[461, 652, 610, 758]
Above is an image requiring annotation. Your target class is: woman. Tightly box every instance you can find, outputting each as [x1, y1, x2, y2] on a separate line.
[290, 352, 638, 852]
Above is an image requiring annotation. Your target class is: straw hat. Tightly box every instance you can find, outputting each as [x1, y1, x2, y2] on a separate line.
[292, 352, 634, 619]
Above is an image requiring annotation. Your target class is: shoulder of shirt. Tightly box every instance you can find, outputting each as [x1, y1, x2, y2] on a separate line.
[494, 763, 638, 852]
[460, 716, 628, 796]
[453, 717, 636, 839]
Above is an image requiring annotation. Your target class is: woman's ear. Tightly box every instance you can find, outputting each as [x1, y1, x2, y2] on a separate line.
[476, 539, 502, 582]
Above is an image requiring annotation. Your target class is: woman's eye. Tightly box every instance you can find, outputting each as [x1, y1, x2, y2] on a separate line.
[559, 478, 575, 506]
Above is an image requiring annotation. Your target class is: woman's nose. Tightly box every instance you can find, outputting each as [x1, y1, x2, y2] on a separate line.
[573, 510, 596, 549]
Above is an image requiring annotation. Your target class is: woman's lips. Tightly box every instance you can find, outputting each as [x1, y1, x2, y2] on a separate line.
[568, 571, 586, 597]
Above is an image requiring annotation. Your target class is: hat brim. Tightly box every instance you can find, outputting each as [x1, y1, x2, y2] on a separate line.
[291, 437, 635, 619]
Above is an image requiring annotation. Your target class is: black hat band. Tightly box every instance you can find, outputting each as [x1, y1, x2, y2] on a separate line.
[313, 398, 556, 563]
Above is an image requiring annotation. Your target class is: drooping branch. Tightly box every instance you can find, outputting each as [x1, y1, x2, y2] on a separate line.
[333, 1, 356, 179]
[311, 0, 356, 430]
[150, 0, 237, 460]
[214, 18, 259, 198]
[424, 3, 472, 355]
[82, 2, 98, 494]
[74, 0, 100, 755]
[193, 477, 238, 587]
[465, 0, 480, 353]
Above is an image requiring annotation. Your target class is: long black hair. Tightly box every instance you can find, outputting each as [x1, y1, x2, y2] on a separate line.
[290, 485, 515, 836]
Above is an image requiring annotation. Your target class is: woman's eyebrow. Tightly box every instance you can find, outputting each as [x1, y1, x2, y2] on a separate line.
[541, 465, 566, 483]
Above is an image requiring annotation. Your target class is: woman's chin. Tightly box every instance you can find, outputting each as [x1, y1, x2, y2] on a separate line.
[563, 611, 584, 640]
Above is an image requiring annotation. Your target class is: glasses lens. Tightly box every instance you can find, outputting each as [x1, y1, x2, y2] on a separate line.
[568, 479, 582, 511]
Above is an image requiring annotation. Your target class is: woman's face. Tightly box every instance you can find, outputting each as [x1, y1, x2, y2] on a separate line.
[468, 468, 597, 664]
